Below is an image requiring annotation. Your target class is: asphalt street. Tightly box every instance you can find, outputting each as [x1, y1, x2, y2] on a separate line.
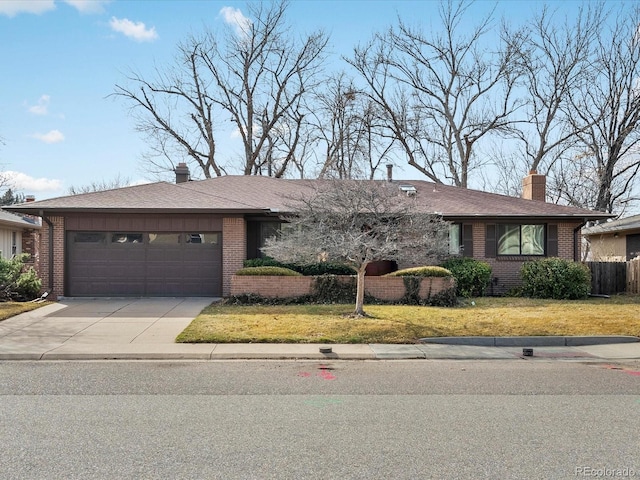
[2, 360, 639, 479]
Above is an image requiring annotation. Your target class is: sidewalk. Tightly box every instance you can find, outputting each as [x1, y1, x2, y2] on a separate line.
[1, 298, 639, 361]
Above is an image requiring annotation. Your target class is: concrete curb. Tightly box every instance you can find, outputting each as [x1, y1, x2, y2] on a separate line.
[419, 336, 640, 347]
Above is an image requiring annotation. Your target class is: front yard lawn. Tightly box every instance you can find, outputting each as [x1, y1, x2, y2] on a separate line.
[0, 302, 48, 322]
[176, 295, 640, 344]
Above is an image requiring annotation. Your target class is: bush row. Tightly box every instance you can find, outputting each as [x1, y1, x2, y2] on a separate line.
[241, 256, 593, 300]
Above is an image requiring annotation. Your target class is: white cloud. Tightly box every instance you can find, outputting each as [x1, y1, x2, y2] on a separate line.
[27, 95, 51, 115]
[63, 0, 110, 14]
[219, 6, 252, 37]
[31, 130, 65, 144]
[109, 17, 158, 42]
[5, 171, 62, 193]
[0, 0, 55, 17]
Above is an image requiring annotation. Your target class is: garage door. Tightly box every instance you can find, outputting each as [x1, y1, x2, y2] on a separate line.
[67, 231, 222, 296]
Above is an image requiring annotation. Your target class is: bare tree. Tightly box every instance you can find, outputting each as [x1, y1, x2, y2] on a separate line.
[564, 4, 640, 213]
[261, 180, 451, 316]
[348, 0, 522, 187]
[306, 73, 393, 179]
[113, 0, 328, 180]
[513, 5, 603, 175]
[68, 174, 132, 195]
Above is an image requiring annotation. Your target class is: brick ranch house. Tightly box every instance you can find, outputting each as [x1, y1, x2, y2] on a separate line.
[7, 167, 611, 300]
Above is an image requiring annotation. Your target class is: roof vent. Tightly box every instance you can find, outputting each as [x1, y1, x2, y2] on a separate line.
[399, 184, 417, 196]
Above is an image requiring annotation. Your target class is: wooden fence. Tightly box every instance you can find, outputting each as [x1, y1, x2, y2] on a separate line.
[587, 262, 627, 295]
[628, 258, 640, 294]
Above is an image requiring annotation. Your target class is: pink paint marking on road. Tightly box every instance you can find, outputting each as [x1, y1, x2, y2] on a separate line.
[317, 364, 337, 380]
[318, 370, 336, 380]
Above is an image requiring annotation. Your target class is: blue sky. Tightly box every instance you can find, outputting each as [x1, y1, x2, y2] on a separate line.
[0, 0, 576, 200]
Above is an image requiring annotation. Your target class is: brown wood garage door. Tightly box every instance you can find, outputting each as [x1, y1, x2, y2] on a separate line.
[66, 232, 222, 296]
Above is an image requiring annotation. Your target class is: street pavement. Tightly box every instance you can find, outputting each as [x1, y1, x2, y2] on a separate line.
[0, 297, 639, 361]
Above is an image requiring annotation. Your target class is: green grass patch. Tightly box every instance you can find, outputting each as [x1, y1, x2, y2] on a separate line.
[176, 295, 640, 344]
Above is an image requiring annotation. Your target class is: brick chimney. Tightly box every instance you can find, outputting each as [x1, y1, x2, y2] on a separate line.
[25, 195, 36, 202]
[522, 170, 546, 202]
[386, 164, 393, 182]
[175, 163, 190, 184]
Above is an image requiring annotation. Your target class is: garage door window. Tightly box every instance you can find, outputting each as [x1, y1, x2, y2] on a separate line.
[187, 233, 219, 245]
[112, 233, 143, 244]
[73, 232, 107, 243]
[149, 233, 180, 244]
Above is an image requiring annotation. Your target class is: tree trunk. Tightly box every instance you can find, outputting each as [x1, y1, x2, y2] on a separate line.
[354, 264, 368, 317]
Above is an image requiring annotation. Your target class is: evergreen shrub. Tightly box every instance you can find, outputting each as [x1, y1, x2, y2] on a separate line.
[441, 257, 492, 297]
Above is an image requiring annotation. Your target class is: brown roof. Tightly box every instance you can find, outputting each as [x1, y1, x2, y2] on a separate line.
[6, 176, 612, 221]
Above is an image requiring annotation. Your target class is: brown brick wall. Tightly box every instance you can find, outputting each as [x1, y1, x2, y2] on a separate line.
[223, 217, 247, 296]
[39, 216, 65, 300]
[473, 221, 583, 295]
[231, 275, 455, 301]
[21, 229, 40, 272]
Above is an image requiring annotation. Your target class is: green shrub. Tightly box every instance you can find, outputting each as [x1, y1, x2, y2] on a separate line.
[312, 275, 357, 303]
[243, 257, 355, 275]
[0, 254, 42, 301]
[520, 258, 591, 300]
[296, 263, 356, 276]
[441, 257, 492, 297]
[386, 266, 452, 277]
[235, 266, 302, 276]
[15, 267, 42, 299]
[243, 257, 283, 268]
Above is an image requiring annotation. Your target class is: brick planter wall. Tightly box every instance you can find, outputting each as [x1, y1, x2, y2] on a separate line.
[365, 276, 455, 301]
[230, 275, 455, 302]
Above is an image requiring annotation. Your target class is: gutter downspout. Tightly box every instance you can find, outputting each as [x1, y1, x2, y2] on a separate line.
[574, 221, 587, 262]
[40, 212, 54, 293]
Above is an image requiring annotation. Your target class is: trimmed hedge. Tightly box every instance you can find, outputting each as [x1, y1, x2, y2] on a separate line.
[441, 257, 492, 297]
[244, 257, 356, 276]
[385, 266, 452, 278]
[235, 266, 302, 276]
[520, 258, 591, 300]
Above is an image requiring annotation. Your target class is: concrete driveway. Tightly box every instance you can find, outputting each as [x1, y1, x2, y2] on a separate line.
[0, 297, 217, 360]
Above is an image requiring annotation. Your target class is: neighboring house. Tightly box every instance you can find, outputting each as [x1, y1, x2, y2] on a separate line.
[582, 215, 640, 261]
[0, 207, 41, 264]
[7, 166, 611, 299]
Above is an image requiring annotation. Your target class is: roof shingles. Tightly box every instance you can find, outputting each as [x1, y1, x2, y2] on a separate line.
[7, 176, 611, 220]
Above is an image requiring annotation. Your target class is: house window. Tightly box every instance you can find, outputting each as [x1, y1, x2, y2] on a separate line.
[449, 224, 462, 255]
[497, 224, 545, 256]
[12, 231, 17, 256]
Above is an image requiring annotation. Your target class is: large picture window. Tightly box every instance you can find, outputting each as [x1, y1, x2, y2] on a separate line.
[497, 224, 545, 256]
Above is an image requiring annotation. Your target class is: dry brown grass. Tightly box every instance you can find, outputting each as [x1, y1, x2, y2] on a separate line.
[176, 295, 640, 344]
[0, 302, 49, 321]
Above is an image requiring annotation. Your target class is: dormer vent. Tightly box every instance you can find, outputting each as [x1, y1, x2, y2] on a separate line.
[399, 184, 417, 196]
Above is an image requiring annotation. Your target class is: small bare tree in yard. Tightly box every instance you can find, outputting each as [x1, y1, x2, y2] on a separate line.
[261, 180, 451, 316]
